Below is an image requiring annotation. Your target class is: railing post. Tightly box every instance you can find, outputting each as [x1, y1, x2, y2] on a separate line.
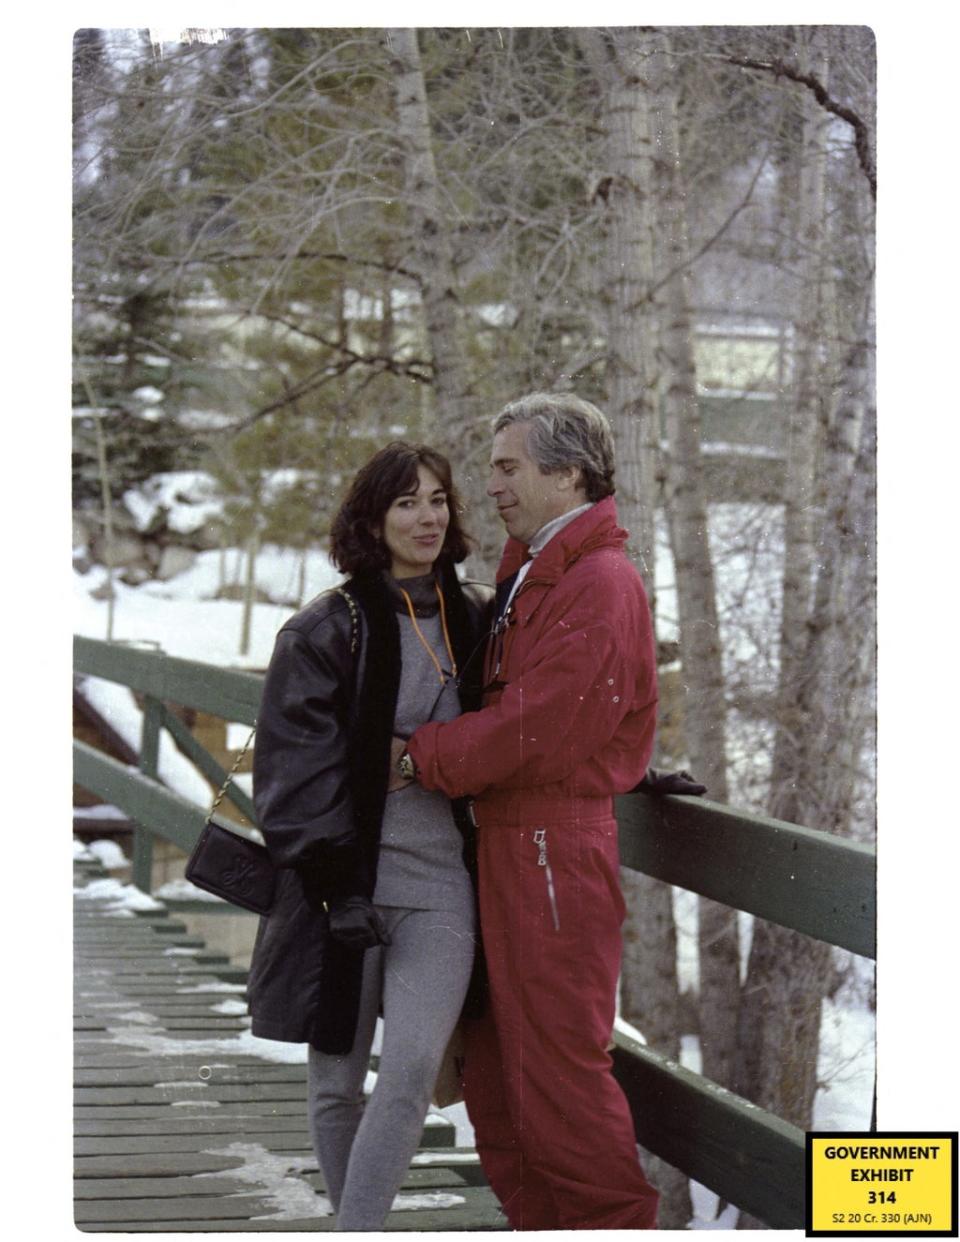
[133, 696, 163, 892]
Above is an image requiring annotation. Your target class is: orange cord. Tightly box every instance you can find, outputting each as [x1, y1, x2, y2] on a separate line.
[397, 584, 458, 683]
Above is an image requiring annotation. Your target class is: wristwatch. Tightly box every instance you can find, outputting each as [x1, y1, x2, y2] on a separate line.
[397, 749, 416, 781]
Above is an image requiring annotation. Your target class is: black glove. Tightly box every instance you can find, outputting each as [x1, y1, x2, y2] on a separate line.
[636, 767, 707, 797]
[327, 896, 392, 949]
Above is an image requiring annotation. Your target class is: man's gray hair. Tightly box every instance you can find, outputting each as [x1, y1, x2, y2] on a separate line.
[493, 392, 616, 502]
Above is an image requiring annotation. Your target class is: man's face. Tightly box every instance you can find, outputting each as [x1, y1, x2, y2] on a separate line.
[487, 422, 582, 545]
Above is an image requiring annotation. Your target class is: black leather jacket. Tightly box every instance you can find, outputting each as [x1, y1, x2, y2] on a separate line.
[247, 563, 492, 1054]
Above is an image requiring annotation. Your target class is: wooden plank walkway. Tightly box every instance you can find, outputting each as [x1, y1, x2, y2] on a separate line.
[74, 854, 505, 1232]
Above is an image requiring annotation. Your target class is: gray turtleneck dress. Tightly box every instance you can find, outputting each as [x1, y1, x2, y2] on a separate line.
[306, 572, 477, 1231]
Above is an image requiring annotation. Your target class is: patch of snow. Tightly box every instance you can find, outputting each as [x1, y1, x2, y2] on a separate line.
[74, 877, 165, 912]
[814, 998, 875, 1130]
[74, 839, 94, 860]
[73, 547, 340, 668]
[430, 1100, 473, 1147]
[211, 1000, 249, 1015]
[116, 1011, 158, 1025]
[77, 676, 211, 806]
[176, 409, 239, 431]
[85, 839, 129, 870]
[164, 946, 201, 956]
[74, 803, 129, 820]
[673, 886, 699, 994]
[198, 1142, 329, 1220]
[390, 1192, 467, 1212]
[104, 1024, 308, 1065]
[176, 981, 247, 994]
[132, 385, 164, 403]
[122, 471, 224, 535]
[689, 1198, 740, 1230]
[226, 722, 255, 749]
[172, 1099, 221, 1107]
[410, 1151, 480, 1166]
[154, 878, 227, 903]
[613, 1014, 647, 1045]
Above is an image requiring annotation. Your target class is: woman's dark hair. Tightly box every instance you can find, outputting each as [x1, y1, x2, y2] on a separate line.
[329, 442, 472, 575]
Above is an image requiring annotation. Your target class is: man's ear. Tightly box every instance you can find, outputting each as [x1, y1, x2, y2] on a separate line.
[555, 464, 583, 493]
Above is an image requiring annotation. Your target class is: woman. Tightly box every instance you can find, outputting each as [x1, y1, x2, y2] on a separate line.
[246, 442, 491, 1230]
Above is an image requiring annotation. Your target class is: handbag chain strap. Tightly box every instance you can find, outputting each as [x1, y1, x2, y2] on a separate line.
[335, 587, 360, 654]
[205, 724, 257, 827]
[204, 586, 359, 827]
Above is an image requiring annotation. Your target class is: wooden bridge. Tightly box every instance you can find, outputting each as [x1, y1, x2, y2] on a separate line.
[74, 848, 502, 1231]
[73, 634, 876, 1231]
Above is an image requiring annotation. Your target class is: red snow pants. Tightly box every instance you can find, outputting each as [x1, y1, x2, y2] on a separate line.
[463, 795, 659, 1230]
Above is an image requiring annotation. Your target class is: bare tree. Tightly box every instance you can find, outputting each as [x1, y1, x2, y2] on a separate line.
[576, 27, 693, 1227]
[641, 31, 739, 1108]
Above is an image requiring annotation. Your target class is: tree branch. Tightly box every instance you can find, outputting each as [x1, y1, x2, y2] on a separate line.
[721, 54, 876, 199]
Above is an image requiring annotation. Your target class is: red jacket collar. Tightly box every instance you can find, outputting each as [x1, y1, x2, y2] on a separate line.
[495, 495, 627, 584]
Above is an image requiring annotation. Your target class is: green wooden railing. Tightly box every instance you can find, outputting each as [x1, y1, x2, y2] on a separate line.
[73, 634, 875, 1229]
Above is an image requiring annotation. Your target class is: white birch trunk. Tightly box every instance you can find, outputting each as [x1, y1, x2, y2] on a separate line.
[384, 28, 497, 573]
[642, 31, 738, 1106]
[577, 29, 690, 1226]
[768, 29, 831, 819]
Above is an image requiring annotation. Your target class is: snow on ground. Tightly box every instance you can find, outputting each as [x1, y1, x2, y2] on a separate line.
[195, 1142, 333, 1220]
[211, 999, 249, 1015]
[652, 505, 783, 681]
[122, 472, 224, 535]
[74, 510, 784, 686]
[154, 877, 229, 903]
[73, 876, 165, 914]
[74, 543, 342, 668]
[193, 1137, 465, 1223]
[814, 994, 875, 1131]
[83, 838, 129, 870]
[79, 675, 212, 806]
[75, 803, 129, 821]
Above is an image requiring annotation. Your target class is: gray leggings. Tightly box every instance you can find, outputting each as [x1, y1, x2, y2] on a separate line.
[307, 903, 476, 1230]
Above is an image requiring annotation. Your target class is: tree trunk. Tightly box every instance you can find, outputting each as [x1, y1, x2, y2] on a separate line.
[643, 30, 738, 1108]
[239, 524, 260, 657]
[577, 29, 692, 1227]
[384, 28, 497, 574]
[767, 28, 831, 819]
[576, 28, 659, 589]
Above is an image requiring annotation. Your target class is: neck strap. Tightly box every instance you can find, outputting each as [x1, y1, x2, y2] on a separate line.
[397, 583, 458, 684]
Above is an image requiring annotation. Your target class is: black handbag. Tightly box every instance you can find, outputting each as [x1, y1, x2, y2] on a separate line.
[185, 725, 277, 915]
[187, 588, 358, 916]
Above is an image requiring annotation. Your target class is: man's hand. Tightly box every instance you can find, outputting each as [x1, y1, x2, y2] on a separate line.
[327, 896, 392, 949]
[635, 767, 707, 796]
[388, 735, 414, 792]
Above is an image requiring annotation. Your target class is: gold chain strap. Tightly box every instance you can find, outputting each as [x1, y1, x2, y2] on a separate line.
[205, 724, 257, 827]
[204, 587, 359, 827]
[335, 587, 360, 654]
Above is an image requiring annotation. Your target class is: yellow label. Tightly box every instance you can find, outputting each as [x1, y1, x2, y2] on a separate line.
[807, 1132, 957, 1235]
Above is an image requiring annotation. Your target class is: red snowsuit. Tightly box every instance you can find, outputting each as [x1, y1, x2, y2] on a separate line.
[408, 497, 660, 1229]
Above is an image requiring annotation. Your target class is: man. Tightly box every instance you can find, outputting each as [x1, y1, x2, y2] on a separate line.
[394, 392, 661, 1229]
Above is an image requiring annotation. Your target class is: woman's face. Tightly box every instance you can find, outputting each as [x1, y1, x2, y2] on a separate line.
[378, 464, 450, 579]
